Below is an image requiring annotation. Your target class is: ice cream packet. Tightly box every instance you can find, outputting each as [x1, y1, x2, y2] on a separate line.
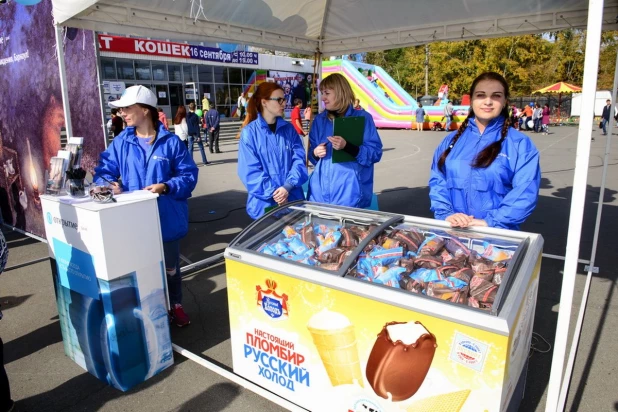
[349, 225, 371, 240]
[436, 265, 460, 279]
[300, 224, 318, 249]
[273, 240, 291, 255]
[469, 276, 498, 305]
[469, 255, 494, 273]
[492, 267, 507, 285]
[317, 230, 343, 254]
[356, 257, 373, 278]
[318, 247, 352, 264]
[392, 230, 423, 254]
[288, 235, 311, 255]
[419, 235, 446, 256]
[382, 237, 401, 250]
[257, 243, 277, 256]
[440, 248, 455, 264]
[410, 268, 440, 283]
[369, 247, 404, 266]
[340, 228, 359, 248]
[319, 262, 342, 271]
[282, 226, 298, 238]
[444, 237, 471, 257]
[414, 255, 442, 269]
[404, 278, 425, 293]
[481, 241, 515, 262]
[426, 282, 461, 301]
[468, 296, 480, 308]
[373, 266, 406, 288]
[450, 267, 474, 284]
[474, 269, 495, 282]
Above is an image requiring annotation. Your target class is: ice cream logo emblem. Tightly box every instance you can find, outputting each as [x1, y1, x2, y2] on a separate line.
[449, 332, 489, 372]
[349, 399, 382, 412]
[256, 279, 288, 320]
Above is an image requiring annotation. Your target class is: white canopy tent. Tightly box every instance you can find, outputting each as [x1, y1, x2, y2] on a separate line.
[50, 1, 618, 411]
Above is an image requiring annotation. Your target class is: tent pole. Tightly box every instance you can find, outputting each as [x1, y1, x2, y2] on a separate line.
[545, 0, 604, 410]
[54, 25, 74, 137]
[556, 47, 618, 411]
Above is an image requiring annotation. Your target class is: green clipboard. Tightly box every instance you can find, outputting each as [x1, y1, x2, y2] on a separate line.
[264, 204, 278, 214]
[332, 116, 365, 163]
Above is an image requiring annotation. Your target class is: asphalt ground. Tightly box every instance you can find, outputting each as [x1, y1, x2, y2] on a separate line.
[1, 123, 618, 411]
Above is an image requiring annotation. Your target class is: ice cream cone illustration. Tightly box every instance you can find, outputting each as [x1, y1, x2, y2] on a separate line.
[307, 309, 363, 387]
[366, 321, 437, 401]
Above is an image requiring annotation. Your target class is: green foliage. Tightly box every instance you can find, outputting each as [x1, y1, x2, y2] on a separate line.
[363, 30, 618, 98]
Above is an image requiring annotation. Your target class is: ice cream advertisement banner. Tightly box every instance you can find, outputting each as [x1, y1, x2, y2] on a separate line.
[227, 260, 516, 412]
[0, 0, 106, 237]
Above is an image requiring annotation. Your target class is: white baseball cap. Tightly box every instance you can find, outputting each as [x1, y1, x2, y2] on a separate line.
[108, 85, 157, 108]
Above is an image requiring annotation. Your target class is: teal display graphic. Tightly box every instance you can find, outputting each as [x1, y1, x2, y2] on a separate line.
[53, 237, 99, 300]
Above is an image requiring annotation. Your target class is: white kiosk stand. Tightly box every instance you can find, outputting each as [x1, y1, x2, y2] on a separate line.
[41, 191, 174, 391]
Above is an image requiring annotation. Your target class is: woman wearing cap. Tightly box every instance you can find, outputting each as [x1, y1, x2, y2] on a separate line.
[429, 72, 540, 230]
[237, 82, 308, 219]
[95, 85, 198, 327]
[308, 73, 383, 208]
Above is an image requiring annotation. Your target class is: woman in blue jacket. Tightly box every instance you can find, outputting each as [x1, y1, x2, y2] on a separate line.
[429, 72, 540, 230]
[308, 73, 383, 207]
[95, 85, 198, 327]
[237, 82, 308, 219]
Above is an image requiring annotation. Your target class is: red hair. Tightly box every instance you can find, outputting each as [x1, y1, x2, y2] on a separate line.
[237, 82, 284, 138]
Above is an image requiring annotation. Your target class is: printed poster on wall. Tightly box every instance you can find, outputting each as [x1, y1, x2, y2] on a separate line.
[0, 1, 106, 237]
[268, 71, 316, 118]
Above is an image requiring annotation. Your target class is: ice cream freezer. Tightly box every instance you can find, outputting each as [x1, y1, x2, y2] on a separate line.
[224, 201, 543, 412]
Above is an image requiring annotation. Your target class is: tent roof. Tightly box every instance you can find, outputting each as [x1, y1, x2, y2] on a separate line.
[52, 0, 618, 55]
[534, 81, 583, 93]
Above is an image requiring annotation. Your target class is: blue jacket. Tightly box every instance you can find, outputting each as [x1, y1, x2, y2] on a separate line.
[428, 116, 540, 230]
[205, 108, 220, 130]
[186, 111, 201, 135]
[94, 122, 199, 242]
[238, 114, 308, 219]
[307, 105, 383, 208]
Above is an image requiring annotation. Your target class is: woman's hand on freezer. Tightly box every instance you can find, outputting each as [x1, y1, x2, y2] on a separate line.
[313, 143, 327, 158]
[327, 136, 347, 150]
[273, 187, 289, 205]
[445, 213, 474, 227]
[468, 218, 488, 227]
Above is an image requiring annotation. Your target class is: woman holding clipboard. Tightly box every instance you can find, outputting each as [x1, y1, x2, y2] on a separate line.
[308, 73, 383, 208]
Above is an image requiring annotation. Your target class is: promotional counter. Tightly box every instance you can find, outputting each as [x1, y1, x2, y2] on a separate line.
[41, 191, 173, 391]
[224, 202, 543, 412]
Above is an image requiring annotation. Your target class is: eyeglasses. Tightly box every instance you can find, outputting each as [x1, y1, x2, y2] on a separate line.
[268, 97, 286, 105]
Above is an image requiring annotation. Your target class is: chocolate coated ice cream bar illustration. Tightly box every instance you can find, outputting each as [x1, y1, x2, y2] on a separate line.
[366, 321, 437, 401]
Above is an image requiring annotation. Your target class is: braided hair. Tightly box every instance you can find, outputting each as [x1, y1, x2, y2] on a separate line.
[437, 72, 511, 173]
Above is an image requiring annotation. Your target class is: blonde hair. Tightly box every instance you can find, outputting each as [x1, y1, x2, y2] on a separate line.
[320, 73, 355, 114]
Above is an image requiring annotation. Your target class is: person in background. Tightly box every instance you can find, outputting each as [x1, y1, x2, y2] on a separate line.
[157, 107, 169, 131]
[205, 102, 221, 154]
[541, 103, 550, 135]
[95, 85, 198, 327]
[237, 92, 247, 121]
[429, 72, 540, 230]
[532, 103, 542, 133]
[173, 105, 189, 149]
[303, 105, 312, 132]
[237, 82, 308, 219]
[290, 98, 306, 139]
[110, 108, 124, 137]
[522, 102, 533, 130]
[202, 93, 210, 112]
[353, 99, 362, 110]
[601, 99, 611, 136]
[415, 104, 425, 132]
[292, 75, 307, 108]
[187, 102, 209, 166]
[0, 229, 12, 412]
[444, 100, 454, 131]
[307, 73, 383, 208]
